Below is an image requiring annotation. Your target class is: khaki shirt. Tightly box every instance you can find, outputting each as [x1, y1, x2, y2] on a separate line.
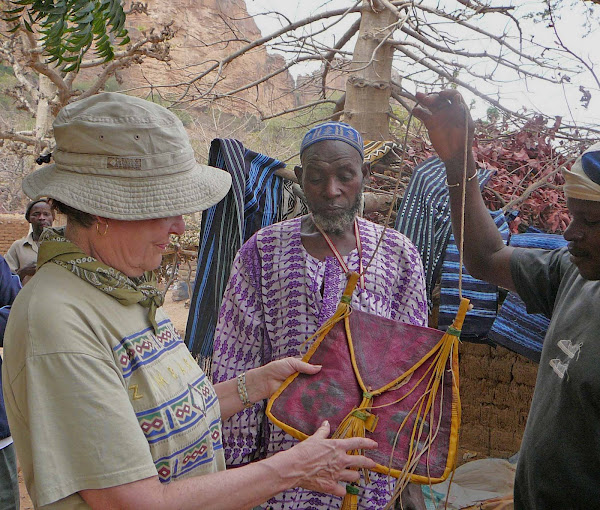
[3, 263, 225, 508]
[4, 232, 38, 273]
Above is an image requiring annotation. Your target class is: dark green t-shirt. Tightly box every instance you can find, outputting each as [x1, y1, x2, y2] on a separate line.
[511, 246, 600, 509]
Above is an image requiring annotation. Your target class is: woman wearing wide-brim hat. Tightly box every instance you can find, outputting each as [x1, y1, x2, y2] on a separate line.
[2, 93, 377, 510]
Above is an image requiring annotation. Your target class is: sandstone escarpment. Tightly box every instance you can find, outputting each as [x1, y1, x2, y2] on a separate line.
[123, 0, 297, 116]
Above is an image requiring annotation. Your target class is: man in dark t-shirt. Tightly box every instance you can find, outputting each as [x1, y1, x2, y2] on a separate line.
[413, 88, 600, 509]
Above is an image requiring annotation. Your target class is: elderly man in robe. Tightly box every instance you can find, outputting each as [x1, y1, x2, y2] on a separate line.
[211, 122, 428, 510]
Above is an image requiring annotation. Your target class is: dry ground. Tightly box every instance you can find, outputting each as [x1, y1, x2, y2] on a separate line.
[17, 290, 191, 507]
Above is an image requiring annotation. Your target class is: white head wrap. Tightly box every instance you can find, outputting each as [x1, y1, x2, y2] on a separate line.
[563, 142, 600, 202]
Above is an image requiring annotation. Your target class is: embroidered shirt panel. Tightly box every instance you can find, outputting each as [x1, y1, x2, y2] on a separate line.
[212, 217, 427, 510]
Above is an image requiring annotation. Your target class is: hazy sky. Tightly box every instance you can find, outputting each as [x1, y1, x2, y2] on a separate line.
[244, 0, 600, 127]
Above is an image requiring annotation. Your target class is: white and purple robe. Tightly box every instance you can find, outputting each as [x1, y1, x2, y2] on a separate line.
[212, 216, 427, 510]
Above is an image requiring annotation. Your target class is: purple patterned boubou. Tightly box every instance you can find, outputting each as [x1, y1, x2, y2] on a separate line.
[212, 216, 427, 510]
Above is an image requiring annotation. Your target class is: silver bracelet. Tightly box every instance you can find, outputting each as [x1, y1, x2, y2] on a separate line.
[237, 372, 253, 408]
[446, 170, 478, 188]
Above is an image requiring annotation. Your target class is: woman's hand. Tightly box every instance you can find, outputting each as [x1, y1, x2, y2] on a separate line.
[246, 357, 321, 402]
[413, 89, 475, 172]
[271, 420, 378, 497]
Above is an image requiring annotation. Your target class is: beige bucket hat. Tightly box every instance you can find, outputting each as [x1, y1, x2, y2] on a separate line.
[563, 142, 600, 202]
[23, 92, 231, 220]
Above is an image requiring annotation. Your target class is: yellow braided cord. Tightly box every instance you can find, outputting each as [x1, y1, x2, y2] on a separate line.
[384, 298, 469, 509]
[333, 392, 375, 485]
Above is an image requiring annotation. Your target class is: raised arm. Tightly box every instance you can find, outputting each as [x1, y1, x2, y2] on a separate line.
[413, 90, 516, 292]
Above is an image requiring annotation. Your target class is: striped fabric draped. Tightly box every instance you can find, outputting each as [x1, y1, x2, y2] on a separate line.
[185, 139, 289, 371]
[437, 210, 511, 340]
[395, 157, 493, 311]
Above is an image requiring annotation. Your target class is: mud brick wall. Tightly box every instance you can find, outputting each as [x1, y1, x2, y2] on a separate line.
[0, 214, 29, 255]
[458, 342, 538, 461]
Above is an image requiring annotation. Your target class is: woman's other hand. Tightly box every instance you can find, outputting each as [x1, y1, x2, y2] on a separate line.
[271, 420, 378, 497]
[246, 357, 321, 402]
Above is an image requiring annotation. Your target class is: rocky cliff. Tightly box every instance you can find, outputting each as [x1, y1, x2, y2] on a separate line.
[123, 0, 298, 116]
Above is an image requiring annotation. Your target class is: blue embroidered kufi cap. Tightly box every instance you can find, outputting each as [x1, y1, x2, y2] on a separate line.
[300, 121, 364, 159]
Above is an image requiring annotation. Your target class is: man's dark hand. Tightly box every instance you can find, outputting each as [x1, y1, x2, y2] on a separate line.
[17, 264, 36, 284]
[413, 90, 475, 169]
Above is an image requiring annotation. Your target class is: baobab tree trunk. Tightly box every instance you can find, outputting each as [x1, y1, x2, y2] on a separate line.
[343, 0, 397, 141]
[35, 75, 56, 140]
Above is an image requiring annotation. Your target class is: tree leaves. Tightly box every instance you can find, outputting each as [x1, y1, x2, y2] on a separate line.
[476, 116, 574, 234]
[3, 0, 131, 72]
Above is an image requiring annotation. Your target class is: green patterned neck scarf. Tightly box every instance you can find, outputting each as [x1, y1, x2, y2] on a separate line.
[38, 227, 164, 333]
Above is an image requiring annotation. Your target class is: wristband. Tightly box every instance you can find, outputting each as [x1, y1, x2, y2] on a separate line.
[446, 169, 478, 188]
[237, 372, 253, 408]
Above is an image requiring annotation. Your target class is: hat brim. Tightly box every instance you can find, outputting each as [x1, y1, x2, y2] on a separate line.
[22, 163, 232, 220]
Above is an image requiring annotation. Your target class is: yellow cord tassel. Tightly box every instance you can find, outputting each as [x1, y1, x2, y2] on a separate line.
[333, 396, 378, 485]
[384, 296, 469, 509]
[341, 484, 359, 510]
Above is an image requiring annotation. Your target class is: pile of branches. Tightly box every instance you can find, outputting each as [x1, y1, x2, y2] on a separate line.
[365, 116, 580, 235]
[474, 115, 583, 234]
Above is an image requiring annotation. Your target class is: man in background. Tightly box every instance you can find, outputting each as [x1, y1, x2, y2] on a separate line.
[5, 199, 55, 283]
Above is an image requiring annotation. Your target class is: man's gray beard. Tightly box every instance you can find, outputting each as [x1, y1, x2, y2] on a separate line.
[311, 193, 362, 235]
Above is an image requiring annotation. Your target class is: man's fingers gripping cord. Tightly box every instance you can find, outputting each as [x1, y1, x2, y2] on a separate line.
[411, 106, 432, 123]
[438, 89, 464, 104]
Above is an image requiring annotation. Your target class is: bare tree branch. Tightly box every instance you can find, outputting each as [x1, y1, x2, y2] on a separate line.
[0, 129, 50, 147]
[321, 18, 361, 98]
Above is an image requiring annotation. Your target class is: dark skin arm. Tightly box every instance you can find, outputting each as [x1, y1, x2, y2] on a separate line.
[413, 89, 516, 292]
[16, 263, 36, 285]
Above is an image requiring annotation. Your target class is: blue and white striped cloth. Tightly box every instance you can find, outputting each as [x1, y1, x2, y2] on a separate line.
[185, 139, 288, 370]
[438, 210, 511, 339]
[395, 157, 494, 311]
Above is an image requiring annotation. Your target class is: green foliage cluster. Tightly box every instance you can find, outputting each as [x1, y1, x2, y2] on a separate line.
[4, 0, 130, 72]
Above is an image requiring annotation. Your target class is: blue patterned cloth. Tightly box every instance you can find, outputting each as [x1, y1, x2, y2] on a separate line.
[300, 121, 364, 158]
[488, 232, 568, 362]
[438, 210, 512, 339]
[185, 139, 287, 369]
[395, 157, 493, 311]
[0, 255, 21, 440]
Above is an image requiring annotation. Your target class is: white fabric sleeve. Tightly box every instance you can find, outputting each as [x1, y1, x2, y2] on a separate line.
[211, 238, 268, 466]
